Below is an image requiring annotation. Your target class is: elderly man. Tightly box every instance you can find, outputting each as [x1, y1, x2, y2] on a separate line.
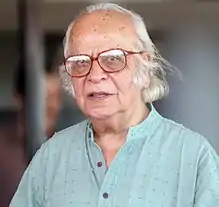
[10, 3, 219, 207]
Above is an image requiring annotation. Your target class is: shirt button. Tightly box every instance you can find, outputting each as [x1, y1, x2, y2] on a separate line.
[103, 192, 109, 199]
[97, 161, 103, 167]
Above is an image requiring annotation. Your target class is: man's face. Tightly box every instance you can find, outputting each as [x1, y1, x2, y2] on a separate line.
[66, 10, 146, 120]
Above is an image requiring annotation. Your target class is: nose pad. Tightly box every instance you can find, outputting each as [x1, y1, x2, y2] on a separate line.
[90, 60, 102, 73]
[87, 61, 107, 82]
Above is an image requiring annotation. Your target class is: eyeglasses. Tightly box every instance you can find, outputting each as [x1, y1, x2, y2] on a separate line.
[64, 48, 144, 78]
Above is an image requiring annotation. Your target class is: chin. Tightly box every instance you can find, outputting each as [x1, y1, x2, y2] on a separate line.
[83, 103, 116, 120]
[86, 110, 115, 121]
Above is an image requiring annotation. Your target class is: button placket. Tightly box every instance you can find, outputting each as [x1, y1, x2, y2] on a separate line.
[97, 144, 131, 207]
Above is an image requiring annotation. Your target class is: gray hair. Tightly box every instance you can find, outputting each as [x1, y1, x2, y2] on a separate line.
[60, 3, 179, 103]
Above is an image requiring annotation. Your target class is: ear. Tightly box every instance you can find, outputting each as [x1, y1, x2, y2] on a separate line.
[141, 52, 151, 61]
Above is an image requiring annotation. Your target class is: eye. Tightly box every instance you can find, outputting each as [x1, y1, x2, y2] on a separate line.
[100, 50, 125, 63]
[99, 49, 126, 70]
[65, 55, 91, 76]
[74, 58, 90, 66]
[67, 56, 91, 67]
[107, 55, 123, 62]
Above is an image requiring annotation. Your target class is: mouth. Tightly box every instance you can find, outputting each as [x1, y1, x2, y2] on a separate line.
[87, 92, 113, 100]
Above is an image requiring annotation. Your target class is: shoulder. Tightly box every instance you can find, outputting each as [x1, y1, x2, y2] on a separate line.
[160, 116, 206, 144]
[155, 115, 219, 167]
[54, 119, 88, 137]
[33, 120, 89, 160]
[157, 116, 217, 157]
[26, 120, 89, 176]
[47, 119, 88, 146]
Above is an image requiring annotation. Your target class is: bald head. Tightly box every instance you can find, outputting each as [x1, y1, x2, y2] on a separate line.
[66, 10, 138, 56]
[73, 10, 135, 35]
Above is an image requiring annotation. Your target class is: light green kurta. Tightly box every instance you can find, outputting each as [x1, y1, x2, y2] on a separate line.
[10, 106, 219, 207]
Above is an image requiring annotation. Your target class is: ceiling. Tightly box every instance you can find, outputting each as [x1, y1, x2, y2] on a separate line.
[0, 0, 218, 32]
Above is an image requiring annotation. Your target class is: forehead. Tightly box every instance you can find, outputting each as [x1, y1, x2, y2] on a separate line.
[67, 10, 137, 55]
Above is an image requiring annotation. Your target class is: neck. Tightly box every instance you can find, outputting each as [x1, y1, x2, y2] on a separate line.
[91, 101, 149, 141]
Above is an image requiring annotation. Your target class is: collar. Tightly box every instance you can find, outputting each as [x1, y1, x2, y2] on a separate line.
[86, 103, 162, 142]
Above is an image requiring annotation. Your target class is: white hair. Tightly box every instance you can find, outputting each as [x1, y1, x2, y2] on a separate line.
[60, 3, 180, 103]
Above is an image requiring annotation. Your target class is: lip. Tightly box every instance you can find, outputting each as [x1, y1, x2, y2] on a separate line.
[87, 92, 114, 100]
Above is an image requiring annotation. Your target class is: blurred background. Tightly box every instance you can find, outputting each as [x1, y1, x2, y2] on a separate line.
[0, 0, 218, 206]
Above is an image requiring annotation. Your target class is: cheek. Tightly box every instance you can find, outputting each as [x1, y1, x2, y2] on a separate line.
[110, 71, 135, 98]
[72, 79, 83, 97]
[72, 79, 87, 108]
[118, 66, 135, 88]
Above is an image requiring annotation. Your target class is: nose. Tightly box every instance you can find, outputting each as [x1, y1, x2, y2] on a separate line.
[87, 61, 108, 83]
